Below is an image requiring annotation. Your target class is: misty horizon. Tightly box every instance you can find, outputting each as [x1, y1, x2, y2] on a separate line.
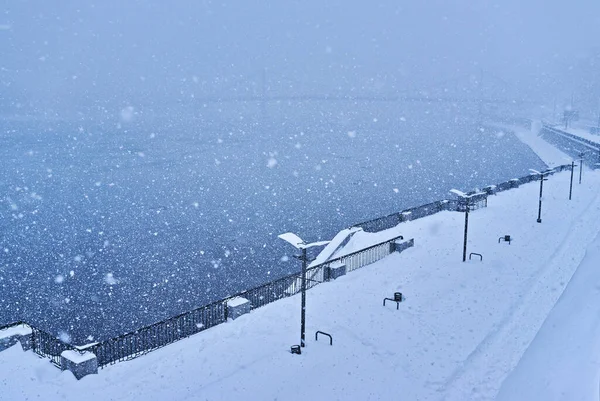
[1, 1, 600, 118]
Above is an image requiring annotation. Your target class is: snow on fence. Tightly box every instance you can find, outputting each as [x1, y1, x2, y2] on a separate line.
[355, 164, 572, 234]
[0, 164, 573, 371]
[31, 327, 76, 368]
[1, 322, 75, 368]
[540, 125, 600, 168]
[84, 234, 404, 368]
[88, 301, 226, 367]
[356, 200, 454, 233]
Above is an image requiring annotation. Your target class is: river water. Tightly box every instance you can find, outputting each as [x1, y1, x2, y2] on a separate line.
[0, 104, 544, 343]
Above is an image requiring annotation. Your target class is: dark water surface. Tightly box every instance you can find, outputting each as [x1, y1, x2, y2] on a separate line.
[0, 107, 544, 343]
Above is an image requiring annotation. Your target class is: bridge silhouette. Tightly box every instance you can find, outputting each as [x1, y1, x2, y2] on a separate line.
[181, 69, 532, 106]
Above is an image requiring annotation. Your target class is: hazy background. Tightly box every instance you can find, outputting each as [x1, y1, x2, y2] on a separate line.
[1, 0, 599, 118]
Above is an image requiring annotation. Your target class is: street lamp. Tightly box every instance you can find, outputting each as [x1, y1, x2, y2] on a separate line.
[567, 161, 579, 200]
[530, 169, 551, 222]
[450, 189, 479, 262]
[578, 152, 585, 184]
[278, 232, 330, 350]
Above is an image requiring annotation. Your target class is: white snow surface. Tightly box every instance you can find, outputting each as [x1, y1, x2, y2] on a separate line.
[61, 350, 97, 364]
[226, 296, 250, 307]
[563, 126, 600, 145]
[0, 324, 32, 339]
[2, 128, 600, 400]
[2, 166, 600, 400]
[501, 123, 573, 167]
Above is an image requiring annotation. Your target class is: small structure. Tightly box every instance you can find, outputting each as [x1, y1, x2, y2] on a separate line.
[509, 178, 520, 189]
[394, 238, 414, 254]
[383, 292, 403, 309]
[498, 235, 512, 244]
[450, 189, 488, 212]
[326, 261, 346, 280]
[0, 324, 32, 352]
[483, 185, 497, 195]
[226, 297, 251, 320]
[60, 350, 98, 380]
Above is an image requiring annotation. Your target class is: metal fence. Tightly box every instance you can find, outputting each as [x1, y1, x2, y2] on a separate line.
[356, 199, 455, 233]
[1, 322, 74, 368]
[87, 301, 226, 367]
[31, 327, 75, 367]
[3, 162, 576, 369]
[540, 126, 600, 168]
[356, 163, 573, 233]
[84, 234, 404, 368]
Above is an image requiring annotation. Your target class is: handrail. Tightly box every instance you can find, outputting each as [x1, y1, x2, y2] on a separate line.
[3, 163, 579, 369]
[315, 331, 333, 346]
[0, 321, 25, 331]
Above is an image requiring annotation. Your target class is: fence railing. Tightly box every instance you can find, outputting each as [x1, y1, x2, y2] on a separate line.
[1, 321, 75, 368]
[0, 321, 24, 332]
[540, 125, 600, 168]
[31, 327, 75, 367]
[84, 234, 404, 368]
[87, 301, 226, 367]
[2, 163, 575, 369]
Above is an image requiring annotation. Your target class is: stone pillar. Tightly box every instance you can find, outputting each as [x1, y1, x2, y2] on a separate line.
[483, 185, 497, 195]
[394, 238, 414, 254]
[226, 297, 251, 320]
[0, 325, 33, 352]
[60, 350, 98, 380]
[326, 262, 346, 280]
[401, 211, 412, 222]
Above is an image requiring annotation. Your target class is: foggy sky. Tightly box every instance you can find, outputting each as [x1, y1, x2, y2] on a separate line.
[1, 0, 599, 112]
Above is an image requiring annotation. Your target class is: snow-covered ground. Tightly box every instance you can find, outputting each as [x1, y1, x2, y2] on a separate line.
[566, 126, 600, 144]
[2, 128, 600, 400]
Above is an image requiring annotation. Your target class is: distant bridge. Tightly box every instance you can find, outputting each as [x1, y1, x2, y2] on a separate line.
[175, 69, 537, 107]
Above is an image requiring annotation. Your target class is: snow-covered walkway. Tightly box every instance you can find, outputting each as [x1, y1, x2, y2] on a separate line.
[2, 126, 600, 400]
[2, 163, 600, 400]
[496, 229, 600, 401]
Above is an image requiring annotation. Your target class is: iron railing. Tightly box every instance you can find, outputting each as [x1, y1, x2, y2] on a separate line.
[1, 322, 73, 368]
[87, 301, 226, 367]
[87, 234, 405, 368]
[0, 321, 24, 332]
[31, 327, 75, 367]
[2, 164, 575, 369]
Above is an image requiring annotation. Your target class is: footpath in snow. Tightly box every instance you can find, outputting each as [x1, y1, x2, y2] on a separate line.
[2, 129, 600, 400]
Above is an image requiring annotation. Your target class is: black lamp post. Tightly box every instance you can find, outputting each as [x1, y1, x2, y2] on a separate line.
[296, 247, 308, 348]
[450, 189, 474, 262]
[578, 152, 584, 184]
[569, 161, 576, 200]
[530, 169, 550, 223]
[278, 233, 329, 351]
[462, 201, 469, 262]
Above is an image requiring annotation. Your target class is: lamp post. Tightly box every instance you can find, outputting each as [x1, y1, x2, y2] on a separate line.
[530, 169, 551, 222]
[578, 152, 584, 184]
[278, 232, 329, 350]
[450, 189, 475, 262]
[462, 201, 469, 262]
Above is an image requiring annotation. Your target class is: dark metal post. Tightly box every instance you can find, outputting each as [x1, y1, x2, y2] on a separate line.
[579, 154, 583, 184]
[462, 201, 469, 262]
[569, 161, 574, 200]
[300, 246, 307, 347]
[537, 175, 544, 223]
